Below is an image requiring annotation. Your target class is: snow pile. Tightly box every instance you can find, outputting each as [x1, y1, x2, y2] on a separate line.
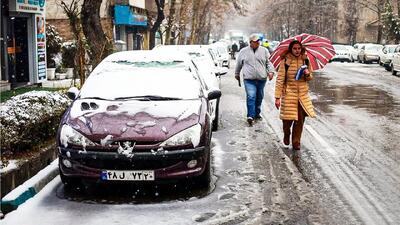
[0, 91, 71, 153]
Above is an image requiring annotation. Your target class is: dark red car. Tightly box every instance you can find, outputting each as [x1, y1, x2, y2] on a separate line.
[57, 51, 221, 186]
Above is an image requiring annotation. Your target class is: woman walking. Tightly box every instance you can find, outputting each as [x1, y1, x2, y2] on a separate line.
[274, 40, 316, 150]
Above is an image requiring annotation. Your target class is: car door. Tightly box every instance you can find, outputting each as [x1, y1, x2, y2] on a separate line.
[392, 45, 400, 71]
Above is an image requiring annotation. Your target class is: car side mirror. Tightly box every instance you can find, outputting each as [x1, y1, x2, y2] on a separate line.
[218, 67, 228, 76]
[67, 87, 79, 100]
[207, 90, 221, 100]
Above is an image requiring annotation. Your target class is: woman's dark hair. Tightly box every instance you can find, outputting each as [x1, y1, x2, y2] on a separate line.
[288, 40, 305, 54]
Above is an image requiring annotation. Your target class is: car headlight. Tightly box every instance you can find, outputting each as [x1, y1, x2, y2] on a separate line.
[60, 124, 95, 148]
[160, 124, 202, 147]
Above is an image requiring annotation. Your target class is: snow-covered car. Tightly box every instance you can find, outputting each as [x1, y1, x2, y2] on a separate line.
[378, 44, 397, 70]
[153, 45, 227, 131]
[390, 44, 400, 75]
[211, 42, 231, 68]
[332, 44, 352, 62]
[344, 45, 355, 62]
[358, 44, 384, 63]
[352, 43, 366, 62]
[57, 50, 221, 187]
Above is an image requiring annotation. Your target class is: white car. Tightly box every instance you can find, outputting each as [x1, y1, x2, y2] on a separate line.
[153, 45, 226, 131]
[390, 44, 400, 75]
[344, 45, 355, 62]
[210, 42, 231, 68]
[358, 44, 384, 63]
[352, 43, 366, 62]
[332, 45, 352, 62]
[378, 45, 397, 70]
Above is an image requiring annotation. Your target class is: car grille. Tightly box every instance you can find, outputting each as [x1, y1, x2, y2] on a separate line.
[77, 158, 182, 170]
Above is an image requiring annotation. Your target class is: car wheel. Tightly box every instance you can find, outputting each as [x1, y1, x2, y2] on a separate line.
[392, 64, 397, 75]
[59, 167, 81, 187]
[196, 147, 211, 187]
[212, 98, 220, 131]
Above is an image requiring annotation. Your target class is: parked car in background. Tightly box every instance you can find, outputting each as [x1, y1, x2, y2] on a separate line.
[332, 45, 352, 62]
[390, 44, 400, 75]
[58, 50, 221, 187]
[211, 42, 231, 68]
[358, 44, 384, 63]
[378, 44, 397, 70]
[153, 45, 227, 130]
[344, 45, 356, 62]
[352, 43, 366, 62]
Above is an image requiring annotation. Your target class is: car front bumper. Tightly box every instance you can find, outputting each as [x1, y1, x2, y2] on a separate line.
[58, 146, 208, 181]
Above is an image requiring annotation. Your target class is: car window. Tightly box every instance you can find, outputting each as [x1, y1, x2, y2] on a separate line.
[388, 46, 397, 53]
[80, 61, 203, 100]
[191, 60, 209, 91]
[366, 45, 382, 51]
[333, 45, 347, 50]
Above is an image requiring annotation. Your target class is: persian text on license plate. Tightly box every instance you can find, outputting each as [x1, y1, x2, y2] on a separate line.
[101, 170, 155, 181]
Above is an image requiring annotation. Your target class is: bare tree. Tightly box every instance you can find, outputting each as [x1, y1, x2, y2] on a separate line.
[149, 0, 166, 49]
[59, 0, 86, 86]
[165, 0, 176, 45]
[343, 0, 359, 45]
[81, 0, 113, 69]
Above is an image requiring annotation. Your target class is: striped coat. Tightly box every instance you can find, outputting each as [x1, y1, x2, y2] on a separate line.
[274, 53, 316, 120]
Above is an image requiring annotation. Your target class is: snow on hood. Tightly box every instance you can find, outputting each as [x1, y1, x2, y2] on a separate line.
[66, 99, 203, 142]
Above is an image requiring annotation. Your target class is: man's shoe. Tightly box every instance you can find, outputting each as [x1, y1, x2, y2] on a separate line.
[255, 115, 263, 121]
[247, 117, 254, 126]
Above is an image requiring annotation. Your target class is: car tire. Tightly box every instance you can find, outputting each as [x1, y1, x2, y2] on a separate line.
[196, 147, 211, 188]
[212, 98, 220, 131]
[392, 65, 397, 75]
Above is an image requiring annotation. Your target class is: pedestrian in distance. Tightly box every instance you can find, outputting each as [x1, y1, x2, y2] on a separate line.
[235, 34, 275, 126]
[274, 40, 316, 150]
[231, 42, 238, 59]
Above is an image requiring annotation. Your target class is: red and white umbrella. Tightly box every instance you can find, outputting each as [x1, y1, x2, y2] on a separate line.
[269, 33, 336, 71]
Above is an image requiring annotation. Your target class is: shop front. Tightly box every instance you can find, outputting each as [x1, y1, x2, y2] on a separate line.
[1, 0, 46, 89]
[114, 4, 147, 51]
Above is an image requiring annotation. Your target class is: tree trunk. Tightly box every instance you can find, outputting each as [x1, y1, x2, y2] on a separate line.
[165, 0, 176, 45]
[190, 0, 200, 44]
[150, 0, 165, 49]
[60, 0, 86, 86]
[81, 0, 112, 69]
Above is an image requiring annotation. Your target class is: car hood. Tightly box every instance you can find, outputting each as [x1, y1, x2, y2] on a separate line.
[65, 99, 203, 143]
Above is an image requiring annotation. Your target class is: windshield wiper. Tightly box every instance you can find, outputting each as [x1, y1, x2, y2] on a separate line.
[80, 97, 111, 101]
[114, 95, 182, 101]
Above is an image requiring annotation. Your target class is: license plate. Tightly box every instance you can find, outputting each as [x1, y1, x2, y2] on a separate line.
[101, 170, 155, 181]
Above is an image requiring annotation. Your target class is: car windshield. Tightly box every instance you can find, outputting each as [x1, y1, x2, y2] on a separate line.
[79, 61, 203, 100]
[387, 46, 397, 53]
[334, 45, 347, 50]
[366, 45, 383, 51]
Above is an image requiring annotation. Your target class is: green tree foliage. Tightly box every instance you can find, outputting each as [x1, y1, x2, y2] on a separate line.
[382, 1, 400, 43]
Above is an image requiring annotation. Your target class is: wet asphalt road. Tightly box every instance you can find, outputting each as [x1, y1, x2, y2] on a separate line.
[2, 60, 400, 225]
[262, 61, 400, 225]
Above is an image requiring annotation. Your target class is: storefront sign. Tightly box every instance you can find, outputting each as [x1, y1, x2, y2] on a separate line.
[114, 5, 147, 27]
[35, 15, 46, 80]
[10, 0, 46, 14]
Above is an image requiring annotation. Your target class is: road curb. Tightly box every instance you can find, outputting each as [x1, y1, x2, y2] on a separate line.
[1, 159, 59, 214]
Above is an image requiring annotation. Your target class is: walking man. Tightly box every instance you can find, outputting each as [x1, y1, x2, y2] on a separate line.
[235, 34, 275, 126]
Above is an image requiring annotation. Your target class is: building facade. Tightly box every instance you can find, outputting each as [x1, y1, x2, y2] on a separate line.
[1, 0, 47, 89]
[46, 0, 148, 51]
